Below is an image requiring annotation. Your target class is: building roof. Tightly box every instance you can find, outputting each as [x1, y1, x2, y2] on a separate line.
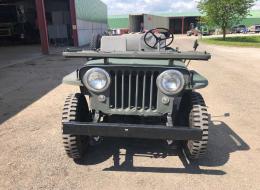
[247, 10, 260, 18]
[108, 15, 129, 19]
[108, 10, 260, 28]
[108, 16, 129, 29]
[157, 11, 202, 17]
[108, 12, 202, 19]
[108, 10, 260, 19]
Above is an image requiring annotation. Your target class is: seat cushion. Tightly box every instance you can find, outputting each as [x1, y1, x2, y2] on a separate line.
[100, 36, 127, 52]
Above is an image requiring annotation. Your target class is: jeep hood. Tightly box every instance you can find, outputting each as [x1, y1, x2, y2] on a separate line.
[85, 58, 186, 68]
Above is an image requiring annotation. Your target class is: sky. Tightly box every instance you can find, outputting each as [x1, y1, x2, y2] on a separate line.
[102, 0, 260, 15]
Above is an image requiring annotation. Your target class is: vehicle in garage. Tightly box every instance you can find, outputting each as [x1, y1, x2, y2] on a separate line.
[61, 28, 211, 161]
[0, 4, 26, 39]
[0, 3, 39, 43]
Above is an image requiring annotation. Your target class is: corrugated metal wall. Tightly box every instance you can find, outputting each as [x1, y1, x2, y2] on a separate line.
[75, 0, 108, 46]
[75, 0, 107, 23]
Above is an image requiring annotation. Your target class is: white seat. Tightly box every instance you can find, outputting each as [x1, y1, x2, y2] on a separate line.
[100, 33, 166, 52]
[100, 36, 127, 52]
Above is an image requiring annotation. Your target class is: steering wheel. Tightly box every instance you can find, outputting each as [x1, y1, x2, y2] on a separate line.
[144, 28, 174, 49]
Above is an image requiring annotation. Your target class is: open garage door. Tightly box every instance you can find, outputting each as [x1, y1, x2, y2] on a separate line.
[45, 0, 73, 46]
[184, 17, 198, 33]
[0, 0, 40, 44]
[129, 15, 144, 32]
[169, 16, 199, 34]
[0, 0, 73, 50]
[0, 0, 42, 68]
[169, 18, 183, 34]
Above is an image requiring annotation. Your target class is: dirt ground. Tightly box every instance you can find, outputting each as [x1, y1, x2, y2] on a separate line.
[0, 36, 260, 190]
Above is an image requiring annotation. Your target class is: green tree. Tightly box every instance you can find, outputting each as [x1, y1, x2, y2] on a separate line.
[198, 0, 255, 40]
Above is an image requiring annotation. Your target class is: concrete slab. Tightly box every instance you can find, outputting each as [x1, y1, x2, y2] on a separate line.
[0, 45, 43, 70]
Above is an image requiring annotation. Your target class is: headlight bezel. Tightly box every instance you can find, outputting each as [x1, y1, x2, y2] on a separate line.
[82, 68, 111, 93]
[156, 70, 185, 95]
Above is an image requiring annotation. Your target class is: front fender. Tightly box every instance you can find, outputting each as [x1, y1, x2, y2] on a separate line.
[62, 71, 83, 86]
[191, 70, 208, 90]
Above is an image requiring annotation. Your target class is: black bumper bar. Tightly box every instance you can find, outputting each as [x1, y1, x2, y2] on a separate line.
[63, 122, 202, 140]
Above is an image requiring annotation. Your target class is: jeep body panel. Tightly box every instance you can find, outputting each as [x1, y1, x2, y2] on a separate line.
[62, 71, 83, 86]
[78, 63, 190, 116]
[63, 50, 211, 60]
[62, 59, 208, 90]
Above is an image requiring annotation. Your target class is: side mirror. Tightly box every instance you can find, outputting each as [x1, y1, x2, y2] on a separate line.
[193, 39, 199, 51]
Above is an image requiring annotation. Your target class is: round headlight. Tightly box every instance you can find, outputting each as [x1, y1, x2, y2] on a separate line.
[156, 70, 185, 95]
[83, 68, 111, 92]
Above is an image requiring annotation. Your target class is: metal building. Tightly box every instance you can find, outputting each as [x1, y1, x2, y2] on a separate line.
[108, 12, 200, 34]
[164, 12, 201, 34]
[108, 10, 260, 34]
[0, 0, 108, 54]
[240, 10, 260, 26]
[129, 14, 169, 32]
[75, 0, 107, 46]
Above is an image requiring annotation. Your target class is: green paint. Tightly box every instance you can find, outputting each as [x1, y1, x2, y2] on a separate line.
[86, 59, 186, 67]
[240, 18, 260, 26]
[75, 0, 107, 23]
[108, 17, 129, 29]
[108, 10, 260, 29]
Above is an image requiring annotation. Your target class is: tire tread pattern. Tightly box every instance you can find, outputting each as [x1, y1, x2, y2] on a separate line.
[62, 94, 87, 159]
[186, 92, 209, 159]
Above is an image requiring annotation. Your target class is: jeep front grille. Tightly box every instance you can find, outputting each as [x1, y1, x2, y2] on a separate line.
[109, 70, 159, 111]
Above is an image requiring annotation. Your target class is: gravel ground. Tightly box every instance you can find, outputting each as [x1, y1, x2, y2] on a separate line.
[0, 36, 260, 190]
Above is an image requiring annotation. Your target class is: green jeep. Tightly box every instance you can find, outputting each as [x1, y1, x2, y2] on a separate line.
[62, 28, 210, 161]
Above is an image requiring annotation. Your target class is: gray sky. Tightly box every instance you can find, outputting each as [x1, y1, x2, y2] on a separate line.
[102, 0, 260, 15]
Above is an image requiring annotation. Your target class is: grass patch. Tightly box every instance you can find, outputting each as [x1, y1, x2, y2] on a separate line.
[200, 36, 260, 48]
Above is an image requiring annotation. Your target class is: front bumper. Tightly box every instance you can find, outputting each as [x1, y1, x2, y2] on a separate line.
[62, 122, 202, 140]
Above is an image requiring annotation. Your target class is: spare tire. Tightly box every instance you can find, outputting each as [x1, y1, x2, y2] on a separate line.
[90, 34, 102, 50]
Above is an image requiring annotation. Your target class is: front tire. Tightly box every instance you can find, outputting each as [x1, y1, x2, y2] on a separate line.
[183, 92, 209, 160]
[62, 93, 90, 160]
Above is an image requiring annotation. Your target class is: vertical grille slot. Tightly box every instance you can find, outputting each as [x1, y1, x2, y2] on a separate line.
[109, 70, 158, 111]
[121, 72, 125, 108]
[151, 72, 159, 110]
[128, 73, 132, 108]
[142, 72, 146, 110]
[129, 72, 137, 108]
[135, 72, 139, 109]
[109, 71, 115, 108]
[115, 72, 118, 108]
[116, 71, 122, 109]
[149, 73, 154, 109]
